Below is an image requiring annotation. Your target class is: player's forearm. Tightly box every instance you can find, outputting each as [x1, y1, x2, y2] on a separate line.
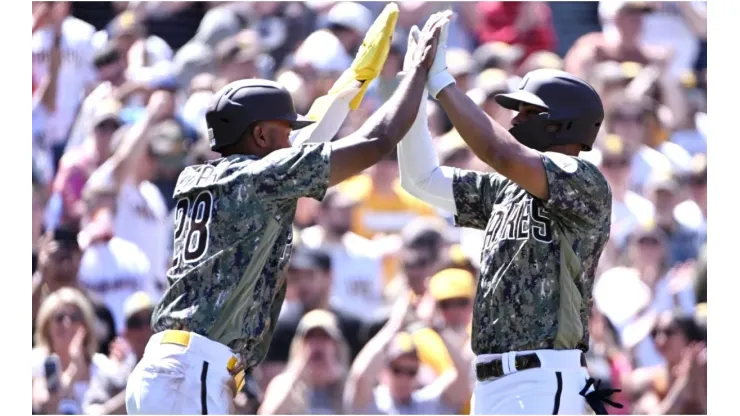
[358, 66, 428, 154]
[328, 67, 427, 186]
[397, 97, 457, 214]
[436, 84, 519, 173]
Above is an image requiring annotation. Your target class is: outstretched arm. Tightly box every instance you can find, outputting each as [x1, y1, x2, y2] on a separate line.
[397, 95, 457, 214]
[436, 85, 550, 200]
[328, 16, 446, 187]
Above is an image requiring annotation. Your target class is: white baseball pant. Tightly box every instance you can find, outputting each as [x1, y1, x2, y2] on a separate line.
[125, 330, 240, 415]
[471, 349, 600, 415]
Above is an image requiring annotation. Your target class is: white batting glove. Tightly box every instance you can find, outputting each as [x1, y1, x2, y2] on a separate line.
[424, 10, 455, 98]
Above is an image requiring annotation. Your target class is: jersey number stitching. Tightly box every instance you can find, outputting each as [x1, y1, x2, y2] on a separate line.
[172, 191, 214, 268]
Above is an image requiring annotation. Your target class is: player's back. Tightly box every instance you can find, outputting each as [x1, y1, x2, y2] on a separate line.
[152, 143, 332, 368]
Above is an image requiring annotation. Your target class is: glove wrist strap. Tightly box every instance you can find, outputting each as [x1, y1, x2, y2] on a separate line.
[427, 71, 455, 99]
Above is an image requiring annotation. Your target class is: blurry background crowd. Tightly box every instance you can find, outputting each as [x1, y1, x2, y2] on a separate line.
[31, 1, 707, 415]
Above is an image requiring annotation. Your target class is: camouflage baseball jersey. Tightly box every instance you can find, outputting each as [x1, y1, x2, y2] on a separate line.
[152, 143, 332, 369]
[452, 152, 611, 355]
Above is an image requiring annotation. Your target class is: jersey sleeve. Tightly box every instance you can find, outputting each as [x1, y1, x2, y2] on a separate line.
[540, 152, 612, 227]
[451, 169, 504, 230]
[252, 143, 332, 202]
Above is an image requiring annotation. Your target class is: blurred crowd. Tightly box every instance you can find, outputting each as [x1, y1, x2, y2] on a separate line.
[31, 1, 707, 415]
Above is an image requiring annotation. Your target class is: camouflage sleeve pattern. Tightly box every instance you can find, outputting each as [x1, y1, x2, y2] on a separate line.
[251, 143, 332, 203]
[451, 169, 504, 230]
[541, 152, 612, 227]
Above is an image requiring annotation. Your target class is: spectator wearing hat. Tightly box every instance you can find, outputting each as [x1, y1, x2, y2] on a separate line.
[606, 94, 673, 194]
[261, 246, 365, 396]
[427, 268, 475, 333]
[474, 2, 556, 65]
[565, 1, 671, 79]
[436, 129, 474, 171]
[587, 60, 643, 106]
[214, 29, 264, 89]
[66, 43, 130, 152]
[384, 218, 448, 303]
[50, 100, 123, 228]
[99, 10, 174, 86]
[260, 310, 351, 415]
[597, 134, 655, 249]
[253, 1, 316, 70]
[301, 189, 387, 322]
[324, 2, 372, 57]
[270, 246, 366, 360]
[82, 291, 155, 415]
[471, 41, 525, 74]
[411, 268, 478, 414]
[31, 225, 119, 357]
[517, 50, 564, 76]
[32, 227, 84, 326]
[345, 293, 469, 415]
[445, 48, 475, 93]
[466, 68, 516, 129]
[644, 174, 702, 267]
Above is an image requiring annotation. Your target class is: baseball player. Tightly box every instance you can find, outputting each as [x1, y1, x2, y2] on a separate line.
[124, 8, 449, 414]
[396, 13, 621, 415]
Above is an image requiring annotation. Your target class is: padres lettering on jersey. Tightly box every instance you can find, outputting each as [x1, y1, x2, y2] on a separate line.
[452, 152, 611, 355]
[152, 143, 332, 369]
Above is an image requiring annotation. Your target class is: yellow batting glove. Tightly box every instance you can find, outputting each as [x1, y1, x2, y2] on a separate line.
[329, 2, 399, 110]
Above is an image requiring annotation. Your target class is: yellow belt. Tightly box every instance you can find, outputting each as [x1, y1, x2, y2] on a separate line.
[160, 330, 246, 396]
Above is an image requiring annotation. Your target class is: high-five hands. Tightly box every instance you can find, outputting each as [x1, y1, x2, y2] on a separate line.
[420, 10, 456, 97]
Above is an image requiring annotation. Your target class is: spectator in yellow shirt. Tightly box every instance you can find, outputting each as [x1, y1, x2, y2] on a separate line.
[339, 150, 439, 240]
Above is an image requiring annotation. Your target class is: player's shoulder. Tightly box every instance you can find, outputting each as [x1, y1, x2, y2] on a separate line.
[543, 152, 607, 178]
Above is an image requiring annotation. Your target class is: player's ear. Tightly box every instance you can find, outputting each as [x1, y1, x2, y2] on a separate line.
[252, 123, 269, 148]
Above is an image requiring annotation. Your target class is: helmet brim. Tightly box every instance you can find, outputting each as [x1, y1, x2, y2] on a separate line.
[494, 90, 549, 112]
[287, 114, 315, 130]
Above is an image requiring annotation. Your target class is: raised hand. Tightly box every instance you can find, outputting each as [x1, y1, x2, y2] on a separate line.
[409, 13, 447, 72]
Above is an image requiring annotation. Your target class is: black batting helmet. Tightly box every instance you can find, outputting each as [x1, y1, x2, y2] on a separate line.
[206, 79, 314, 152]
[495, 69, 604, 151]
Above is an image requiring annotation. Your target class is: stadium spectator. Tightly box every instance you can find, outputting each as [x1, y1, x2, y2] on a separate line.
[260, 310, 351, 414]
[30, 3, 710, 413]
[301, 189, 387, 321]
[32, 288, 113, 415]
[32, 1, 97, 170]
[81, 291, 154, 415]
